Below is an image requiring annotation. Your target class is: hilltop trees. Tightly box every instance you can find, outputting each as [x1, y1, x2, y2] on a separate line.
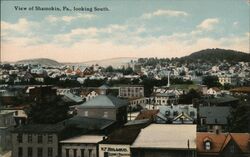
[202, 75, 221, 88]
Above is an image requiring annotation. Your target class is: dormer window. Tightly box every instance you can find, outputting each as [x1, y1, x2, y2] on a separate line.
[173, 111, 178, 116]
[205, 141, 211, 150]
[165, 110, 170, 117]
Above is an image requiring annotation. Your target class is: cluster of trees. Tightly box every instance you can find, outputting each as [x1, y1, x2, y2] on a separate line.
[27, 96, 70, 124]
[228, 102, 250, 133]
[179, 89, 201, 104]
[180, 48, 250, 64]
[138, 49, 249, 67]
[202, 75, 222, 88]
[104, 66, 134, 75]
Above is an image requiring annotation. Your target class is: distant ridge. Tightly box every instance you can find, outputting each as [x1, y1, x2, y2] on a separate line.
[81, 57, 138, 67]
[181, 48, 250, 63]
[14, 48, 249, 66]
[16, 58, 61, 66]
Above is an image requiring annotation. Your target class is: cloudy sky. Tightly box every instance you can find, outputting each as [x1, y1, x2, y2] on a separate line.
[1, 0, 249, 62]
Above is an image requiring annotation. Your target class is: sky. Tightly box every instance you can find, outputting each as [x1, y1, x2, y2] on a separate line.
[1, 0, 249, 62]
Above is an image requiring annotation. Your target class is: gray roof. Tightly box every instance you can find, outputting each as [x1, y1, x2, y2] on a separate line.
[62, 92, 83, 103]
[77, 95, 128, 109]
[12, 123, 65, 133]
[64, 116, 115, 130]
[204, 95, 238, 105]
[125, 119, 150, 126]
[199, 106, 231, 125]
[99, 84, 109, 89]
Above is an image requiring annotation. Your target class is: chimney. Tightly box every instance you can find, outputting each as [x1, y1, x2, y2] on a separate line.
[216, 129, 219, 134]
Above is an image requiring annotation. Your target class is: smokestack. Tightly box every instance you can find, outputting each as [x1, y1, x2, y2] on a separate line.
[167, 71, 170, 87]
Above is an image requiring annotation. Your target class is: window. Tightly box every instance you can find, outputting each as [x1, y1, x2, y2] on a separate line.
[17, 134, 22, 143]
[38, 135, 43, 143]
[205, 141, 211, 150]
[37, 148, 43, 157]
[48, 147, 53, 157]
[165, 110, 170, 116]
[84, 111, 88, 117]
[28, 134, 32, 143]
[81, 149, 85, 157]
[73, 149, 77, 157]
[104, 152, 108, 157]
[48, 135, 53, 143]
[66, 149, 70, 157]
[88, 149, 92, 157]
[173, 111, 178, 116]
[103, 112, 108, 118]
[230, 144, 235, 153]
[18, 147, 23, 157]
[28, 147, 32, 157]
[190, 111, 195, 117]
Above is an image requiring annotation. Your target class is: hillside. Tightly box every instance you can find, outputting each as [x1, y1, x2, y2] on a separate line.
[82, 57, 138, 68]
[16, 58, 61, 66]
[181, 48, 250, 63]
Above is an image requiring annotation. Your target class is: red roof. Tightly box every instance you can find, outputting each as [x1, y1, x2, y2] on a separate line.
[135, 110, 159, 120]
[197, 132, 250, 155]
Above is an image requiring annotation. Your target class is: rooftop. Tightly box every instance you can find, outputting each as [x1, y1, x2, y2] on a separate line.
[64, 116, 115, 131]
[12, 123, 65, 133]
[101, 123, 147, 145]
[60, 135, 104, 144]
[131, 124, 196, 149]
[77, 94, 128, 109]
[199, 106, 230, 125]
[197, 132, 250, 154]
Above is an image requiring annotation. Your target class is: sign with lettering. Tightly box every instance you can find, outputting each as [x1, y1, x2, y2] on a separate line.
[99, 144, 130, 157]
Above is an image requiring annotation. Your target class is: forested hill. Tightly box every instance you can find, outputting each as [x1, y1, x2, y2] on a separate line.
[180, 48, 250, 63]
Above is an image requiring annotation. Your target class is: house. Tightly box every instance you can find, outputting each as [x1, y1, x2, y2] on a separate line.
[197, 132, 250, 157]
[153, 93, 178, 105]
[62, 92, 84, 105]
[156, 105, 197, 124]
[64, 116, 116, 135]
[99, 119, 150, 157]
[199, 106, 231, 132]
[135, 109, 159, 121]
[60, 135, 104, 157]
[131, 124, 196, 157]
[202, 95, 239, 107]
[0, 110, 16, 151]
[119, 85, 144, 98]
[29, 86, 57, 102]
[128, 97, 147, 111]
[152, 88, 182, 105]
[207, 87, 221, 97]
[218, 75, 238, 86]
[2, 107, 28, 126]
[84, 91, 100, 101]
[76, 94, 128, 126]
[11, 123, 66, 157]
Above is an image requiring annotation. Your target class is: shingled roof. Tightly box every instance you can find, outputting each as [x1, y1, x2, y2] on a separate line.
[77, 95, 128, 109]
[197, 132, 250, 155]
[64, 116, 115, 131]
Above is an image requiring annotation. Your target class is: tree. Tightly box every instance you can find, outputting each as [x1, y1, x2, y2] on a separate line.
[27, 96, 69, 124]
[202, 75, 221, 88]
[179, 89, 201, 104]
[228, 103, 250, 133]
[105, 66, 114, 72]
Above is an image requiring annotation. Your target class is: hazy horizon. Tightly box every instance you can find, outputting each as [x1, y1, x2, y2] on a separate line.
[1, 0, 249, 62]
